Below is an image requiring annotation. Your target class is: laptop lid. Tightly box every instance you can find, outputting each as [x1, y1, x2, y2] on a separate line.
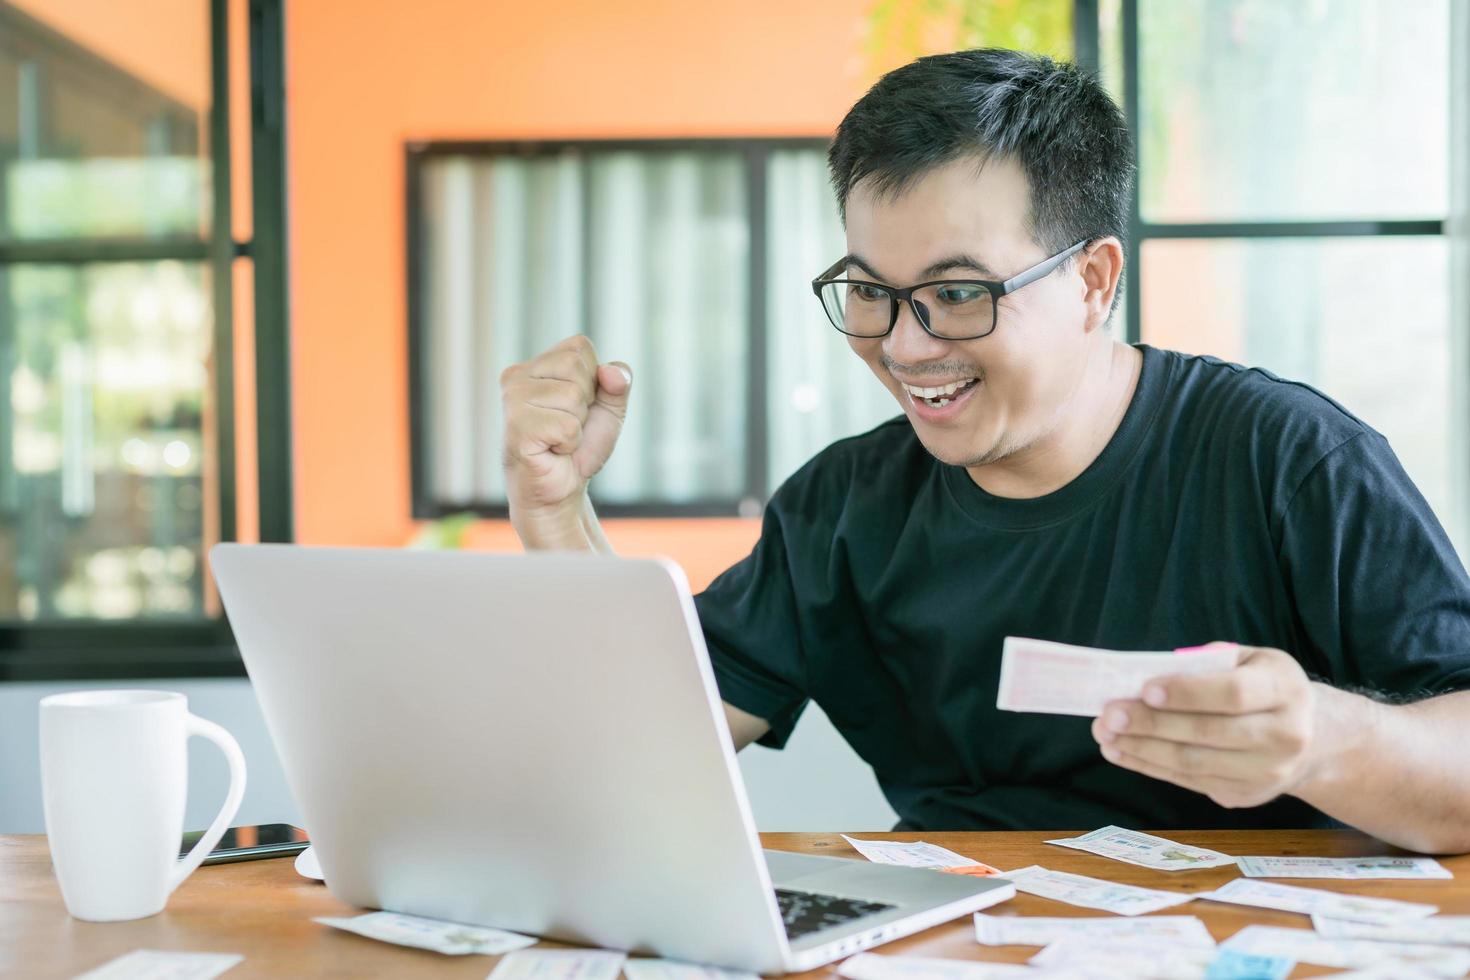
[211, 544, 791, 972]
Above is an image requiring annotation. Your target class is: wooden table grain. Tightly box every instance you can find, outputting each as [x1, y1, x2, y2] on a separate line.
[3, 830, 1467, 978]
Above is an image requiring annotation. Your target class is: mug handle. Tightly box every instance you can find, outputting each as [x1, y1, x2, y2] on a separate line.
[169, 713, 248, 893]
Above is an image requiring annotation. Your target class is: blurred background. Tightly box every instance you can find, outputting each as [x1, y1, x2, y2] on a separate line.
[1, 0, 1466, 834]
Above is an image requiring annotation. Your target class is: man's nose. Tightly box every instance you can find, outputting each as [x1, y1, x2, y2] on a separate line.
[883, 296, 951, 365]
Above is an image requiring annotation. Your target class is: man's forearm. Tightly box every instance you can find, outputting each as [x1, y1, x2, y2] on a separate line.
[1297, 686, 1470, 854]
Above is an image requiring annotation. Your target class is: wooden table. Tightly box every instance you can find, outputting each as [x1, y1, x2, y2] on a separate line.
[4, 830, 1466, 978]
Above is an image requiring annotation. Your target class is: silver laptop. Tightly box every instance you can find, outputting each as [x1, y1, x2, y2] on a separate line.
[210, 544, 1013, 973]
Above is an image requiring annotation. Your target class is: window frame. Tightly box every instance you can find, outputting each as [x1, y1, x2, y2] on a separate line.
[1114, 0, 1464, 546]
[1116, 0, 1449, 324]
[0, 0, 293, 681]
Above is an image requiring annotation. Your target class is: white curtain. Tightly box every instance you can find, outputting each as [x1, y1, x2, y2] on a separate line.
[764, 150, 898, 491]
[421, 150, 748, 507]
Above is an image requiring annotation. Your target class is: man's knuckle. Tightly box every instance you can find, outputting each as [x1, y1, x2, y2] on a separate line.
[1264, 762, 1293, 786]
[1224, 680, 1253, 712]
[1276, 722, 1308, 755]
[1209, 789, 1243, 809]
[1244, 788, 1278, 808]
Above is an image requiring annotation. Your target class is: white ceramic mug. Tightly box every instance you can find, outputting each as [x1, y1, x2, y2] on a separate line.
[39, 690, 247, 921]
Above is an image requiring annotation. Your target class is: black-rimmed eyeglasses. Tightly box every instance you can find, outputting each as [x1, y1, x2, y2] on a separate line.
[810, 239, 1089, 341]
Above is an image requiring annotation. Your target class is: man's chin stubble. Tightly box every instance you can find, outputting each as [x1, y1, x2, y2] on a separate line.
[915, 432, 1022, 470]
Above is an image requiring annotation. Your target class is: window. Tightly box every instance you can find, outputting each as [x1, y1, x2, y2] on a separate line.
[1109, 0, 1467, 548]
[408, 140, 897, 517]
[0, 0, 290, 679]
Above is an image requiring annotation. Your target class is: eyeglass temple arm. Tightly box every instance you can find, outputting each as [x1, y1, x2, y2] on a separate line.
[811, 258, 848, 292]
[998, 239, 1090, 296]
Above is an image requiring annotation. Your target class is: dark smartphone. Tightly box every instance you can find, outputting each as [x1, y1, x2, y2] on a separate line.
[179, 823, 310, 865]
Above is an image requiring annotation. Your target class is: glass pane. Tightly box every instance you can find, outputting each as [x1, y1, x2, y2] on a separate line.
[1140, 238, 1453, 529]
[0, 262, 215, 620]
[419, 150, 749, 507]
[0, 2, 210, 239]
[766, 150, 900, 491]
[1139, 0, 1449, 222]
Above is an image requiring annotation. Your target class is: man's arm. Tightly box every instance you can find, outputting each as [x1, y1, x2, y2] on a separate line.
[1092, 646, 1470, 854]
[725, 701, 771, 752]
[502, 335, 774, 751]
[578, 494, 774, 749]
[1298, 686, 1470, 854]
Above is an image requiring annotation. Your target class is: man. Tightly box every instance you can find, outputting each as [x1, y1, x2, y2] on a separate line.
[499, 49, 1470, 852]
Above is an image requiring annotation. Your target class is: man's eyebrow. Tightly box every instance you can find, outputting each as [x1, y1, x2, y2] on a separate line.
[840, 254, 887, 281]
[841, 252, 1000, 282]
[919, 253, 1001, 280]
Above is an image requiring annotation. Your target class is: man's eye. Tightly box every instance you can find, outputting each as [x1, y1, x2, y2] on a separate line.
[936, 285, 987, 305]
[850, 284, 888, 303]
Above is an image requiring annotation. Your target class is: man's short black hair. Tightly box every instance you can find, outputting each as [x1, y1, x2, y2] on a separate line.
[828, 48, 1134, 259]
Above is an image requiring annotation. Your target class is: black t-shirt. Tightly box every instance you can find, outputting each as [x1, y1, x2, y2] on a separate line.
[695, 344, 1470, 832]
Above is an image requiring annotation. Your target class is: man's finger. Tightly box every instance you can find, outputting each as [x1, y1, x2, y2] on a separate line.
[1104, 733, 1283, 783]
[505, 404, 583, 459]
[1142, 648, 1287, 715]
[1099, 742, 1252, 799]
[529, 349, 598, 399]
[1095, 700, 1271, 749]
[516, 377, 592, 422]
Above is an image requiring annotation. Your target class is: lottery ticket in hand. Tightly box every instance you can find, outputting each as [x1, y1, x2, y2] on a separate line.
[996, 637, 1241, 717]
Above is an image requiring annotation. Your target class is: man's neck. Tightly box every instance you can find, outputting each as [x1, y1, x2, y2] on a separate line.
[967, 339, 1143, 499]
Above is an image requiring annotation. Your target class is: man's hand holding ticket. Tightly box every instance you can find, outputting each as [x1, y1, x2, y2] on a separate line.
[998, 636, 1331, 813]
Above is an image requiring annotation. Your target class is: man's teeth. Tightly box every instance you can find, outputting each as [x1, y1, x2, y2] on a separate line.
[902, 378, 978, 404]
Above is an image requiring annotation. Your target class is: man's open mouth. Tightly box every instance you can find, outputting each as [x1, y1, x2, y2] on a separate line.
[901, 377, 979, 409]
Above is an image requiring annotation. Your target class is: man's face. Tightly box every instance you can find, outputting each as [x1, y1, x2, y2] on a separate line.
[843, 155, 1096, 470]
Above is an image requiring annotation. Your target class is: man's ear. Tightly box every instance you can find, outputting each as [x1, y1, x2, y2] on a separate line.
[1079, 237, 1124, 333]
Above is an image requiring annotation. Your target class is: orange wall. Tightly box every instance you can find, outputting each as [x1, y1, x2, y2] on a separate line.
[286, 0, 878, 588]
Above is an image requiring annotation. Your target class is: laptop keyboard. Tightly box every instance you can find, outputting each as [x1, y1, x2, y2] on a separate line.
[774, 888, 895, 940]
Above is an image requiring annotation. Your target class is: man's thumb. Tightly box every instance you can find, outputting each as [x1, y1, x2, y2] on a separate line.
[595, 362, 633, 413]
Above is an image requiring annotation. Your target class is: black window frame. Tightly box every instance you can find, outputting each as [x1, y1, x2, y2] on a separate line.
[0, 0, 293, 681]
[406, 137, 832, 520]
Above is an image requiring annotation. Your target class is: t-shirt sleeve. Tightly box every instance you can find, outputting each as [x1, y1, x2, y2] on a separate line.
[694, 501, 811, 750]
[1279, 430, 1470, 697]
